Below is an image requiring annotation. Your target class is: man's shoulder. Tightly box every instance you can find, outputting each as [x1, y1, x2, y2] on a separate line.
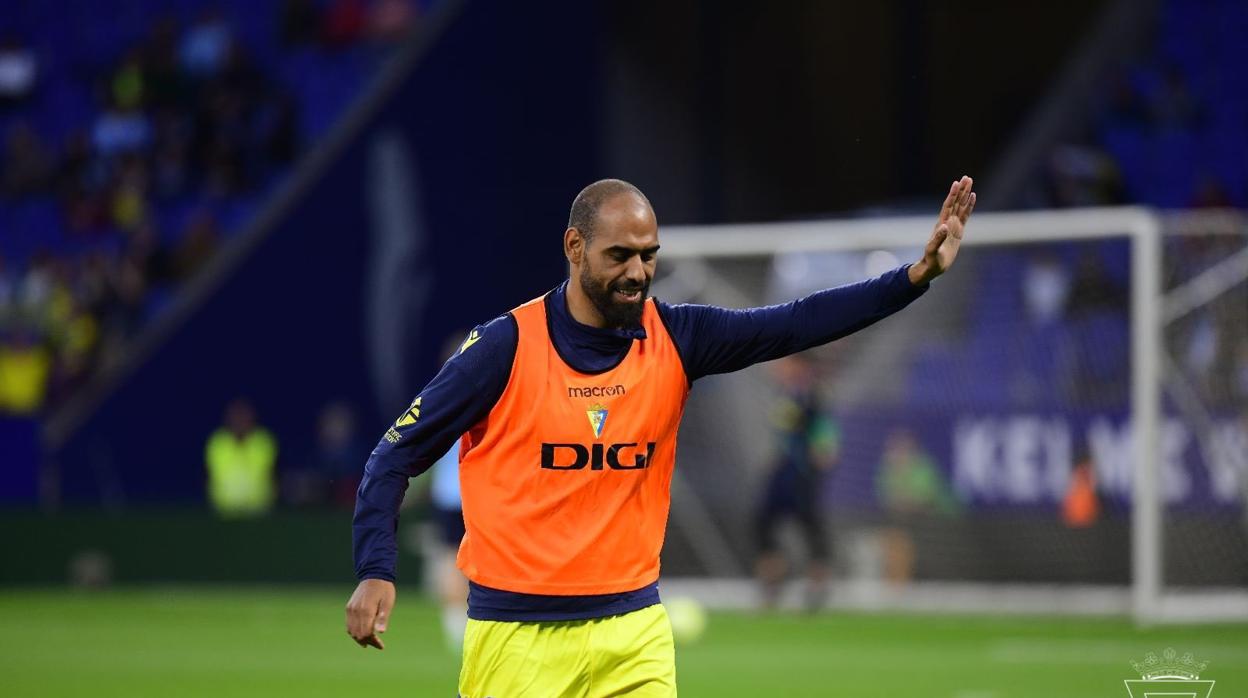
[459, 312, 519, 352]
[651, 297, 729, 335]
[441, 312, 520, 379]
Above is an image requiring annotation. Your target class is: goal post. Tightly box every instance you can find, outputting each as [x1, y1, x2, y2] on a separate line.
[656, 206, 1248, 624]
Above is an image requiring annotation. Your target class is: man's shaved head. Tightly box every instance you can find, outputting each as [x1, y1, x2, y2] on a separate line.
[568, 179, 652, 246]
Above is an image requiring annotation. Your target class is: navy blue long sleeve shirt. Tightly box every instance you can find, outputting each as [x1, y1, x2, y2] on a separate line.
[353, 264, 928, 619]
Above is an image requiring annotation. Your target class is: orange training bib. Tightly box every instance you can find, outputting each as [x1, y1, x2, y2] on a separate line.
[456, 294, 689, 595]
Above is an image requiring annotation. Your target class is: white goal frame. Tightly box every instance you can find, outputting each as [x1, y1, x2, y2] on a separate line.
[660, 206, 1247, 624]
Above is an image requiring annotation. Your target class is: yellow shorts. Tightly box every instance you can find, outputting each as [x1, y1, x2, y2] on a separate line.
[457, 603, 676, 698]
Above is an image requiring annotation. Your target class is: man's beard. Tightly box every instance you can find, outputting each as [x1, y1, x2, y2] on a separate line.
[580, 264, 649, 328]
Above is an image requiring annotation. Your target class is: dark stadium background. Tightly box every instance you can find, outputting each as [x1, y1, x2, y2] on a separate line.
[2, 1, 1246, 696]
[4, 0, 1108, 508]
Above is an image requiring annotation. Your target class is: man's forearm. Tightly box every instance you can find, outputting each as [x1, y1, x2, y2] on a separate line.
[662, 264, 930, 379]
[352, 457, 410, 581]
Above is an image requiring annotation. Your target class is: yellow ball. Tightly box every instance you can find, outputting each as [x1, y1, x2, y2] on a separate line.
[665, 596, 708, 645]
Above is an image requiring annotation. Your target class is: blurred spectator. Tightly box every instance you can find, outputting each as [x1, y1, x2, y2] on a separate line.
[1182, 311, 1218, 378]
[0, 254, 14, 314]
[1066, 251, 1129, 406]
[142, 17, 186, 109]
[17, 252, 53, 318]
[205, 398, 278, 518]
[1103, 67, 1146, 127]
[112, 49, 147, 111]
[258, 91, 300, 166]
[1062, 450, 1100, 528]
[0, 326, 51, 415]
[0, 35, 37, 108]
[323, 0, 368, 47]
[1045, 144, 1124, 208]
[287, 401, 366, 507]
[1021, 251, 1071, 326]
[125, 221, 174, 287]
[1149, 64, 1202, 130]
[45, 295, 99, 405]
[92, 103, 152, 158]
[1188, 174, 1233, 209]
[370, 0, 418, 43]
[110, 157, 150, 230]
[1235, 343, 1248, 402]
[173, 210, 221, 280]
[875, 430, 957, 585]
[180, 9, 234, 78]
[151, 109, 192, 198]
[281, 0, 322, 46]
[55, 129, 93, 197]
[2, 121, 54, 197]
[1068, 251, 1125, 315]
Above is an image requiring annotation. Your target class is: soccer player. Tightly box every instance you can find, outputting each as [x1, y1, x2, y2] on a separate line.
[753, 353, 839, 612]
[427, 440, 468, 649]
[346, 176, 977, 696]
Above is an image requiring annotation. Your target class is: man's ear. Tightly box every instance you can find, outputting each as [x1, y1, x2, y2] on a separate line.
[564, 227, 583, 265]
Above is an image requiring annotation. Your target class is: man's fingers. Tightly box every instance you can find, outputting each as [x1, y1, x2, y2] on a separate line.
[940, 180, 958, 218]
[928, 224, 949, 255]
[959, 192, 977, 223]
[375, 593, 394, 633]
[349, 631, 385, 650]
[956, 176, 974, 208]
[346, 604, 377, 643]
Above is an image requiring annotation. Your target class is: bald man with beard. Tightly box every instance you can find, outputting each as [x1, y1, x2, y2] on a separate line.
[348, 176, 977, 696]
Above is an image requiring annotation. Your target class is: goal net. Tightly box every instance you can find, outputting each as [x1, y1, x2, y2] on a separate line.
[653, 207, 1248, 624]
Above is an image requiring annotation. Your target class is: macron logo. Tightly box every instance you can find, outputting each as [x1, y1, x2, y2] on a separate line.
[568, 385, 626, 398]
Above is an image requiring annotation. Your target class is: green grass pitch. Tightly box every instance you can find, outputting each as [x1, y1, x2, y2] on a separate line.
[2, 587, 1246, 697]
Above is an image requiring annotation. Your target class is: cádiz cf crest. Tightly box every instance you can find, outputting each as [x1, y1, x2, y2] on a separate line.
[586, 403, 608, 439]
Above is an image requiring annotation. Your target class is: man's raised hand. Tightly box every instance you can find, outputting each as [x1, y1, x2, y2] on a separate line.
[909, 175, 976, 286]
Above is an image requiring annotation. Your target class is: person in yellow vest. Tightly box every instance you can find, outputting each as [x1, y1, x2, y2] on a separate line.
[0, 328, 51, 415]
[205, 398, 278, 518]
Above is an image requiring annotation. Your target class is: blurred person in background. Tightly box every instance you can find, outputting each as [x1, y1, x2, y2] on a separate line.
[875, 429, 958, 586]
[2, 121, 54, 197]
[753, 353, 839, 612]
[0, 325, 51, 415]
[0, 34, 37, 108]
[280, 0, 322, 46]
[323, 0, 368, 48]
[369, 0, 418, 43]
[205, 397, 278, 518]
[172, 210, 221, 280]
[1062, 447, 1101, 529]
[0, 254, 14, 318]
[180, 8, 234, 79]
[427, 432, 467, 650]
[1021, 251, 1071, 327]
[288, 401, 366, 507]
[424, 333, 471, 649]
